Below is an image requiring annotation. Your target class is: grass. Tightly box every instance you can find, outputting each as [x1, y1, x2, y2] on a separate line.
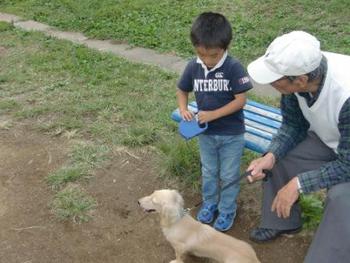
[0, 99, 21, 113]
[0, 24, 178, 147]
[47, 166, 89, 191]
[158, 137, 201, 189]
[46, 142, 110, 220]
[0, 0, 349, 64]
[50, 184, 97, 223]
[70, 143, 110, 169]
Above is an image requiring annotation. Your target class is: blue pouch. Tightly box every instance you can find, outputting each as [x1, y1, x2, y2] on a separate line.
[179, 118, 208, 140]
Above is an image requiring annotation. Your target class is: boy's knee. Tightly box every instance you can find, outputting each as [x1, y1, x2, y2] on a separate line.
[201, 166, 218, 177]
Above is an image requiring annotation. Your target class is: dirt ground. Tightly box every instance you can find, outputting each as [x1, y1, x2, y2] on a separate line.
[0, 121, 312, 263]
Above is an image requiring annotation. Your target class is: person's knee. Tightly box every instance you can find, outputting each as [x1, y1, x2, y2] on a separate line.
[326, 182, 350, 206]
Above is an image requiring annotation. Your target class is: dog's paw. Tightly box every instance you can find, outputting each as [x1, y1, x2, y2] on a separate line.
[169, 260, 183, 263]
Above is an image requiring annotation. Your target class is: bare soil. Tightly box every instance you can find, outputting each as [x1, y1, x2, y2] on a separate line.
[0, 121, 312, 263]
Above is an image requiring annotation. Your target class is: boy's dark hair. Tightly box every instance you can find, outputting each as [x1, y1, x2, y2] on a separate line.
[190, 12, 232, 50]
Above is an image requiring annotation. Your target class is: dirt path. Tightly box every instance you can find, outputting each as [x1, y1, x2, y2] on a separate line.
[0, 122, 311, 263]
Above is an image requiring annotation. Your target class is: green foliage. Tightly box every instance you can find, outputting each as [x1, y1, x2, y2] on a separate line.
[51, 184, 97, 223]
[300, 194, 324, 230]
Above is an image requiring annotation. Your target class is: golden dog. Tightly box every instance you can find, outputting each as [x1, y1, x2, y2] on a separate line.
[138, 189, 260, 263]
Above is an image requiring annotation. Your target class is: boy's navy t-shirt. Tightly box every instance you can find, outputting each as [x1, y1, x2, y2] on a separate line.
[178, 55, 253, 135]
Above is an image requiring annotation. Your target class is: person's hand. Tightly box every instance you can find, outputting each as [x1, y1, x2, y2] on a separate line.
[180, 109, 194, 121]
[271, 177, 300, 218]
[246, 152, 275, 183]
[197, 110, 216, 124]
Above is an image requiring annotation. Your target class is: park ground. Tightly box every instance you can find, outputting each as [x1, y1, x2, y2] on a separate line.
[2, 0, 349, 261]
[0, 119, 311, 263]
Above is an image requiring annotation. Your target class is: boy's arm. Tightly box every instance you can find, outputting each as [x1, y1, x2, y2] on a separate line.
[176, 88, 194, 121]
[197, 92, 246, 124]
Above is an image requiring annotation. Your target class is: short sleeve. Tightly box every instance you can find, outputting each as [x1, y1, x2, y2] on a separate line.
[230, 62, 253, 94]
[177, 60, 195, 92]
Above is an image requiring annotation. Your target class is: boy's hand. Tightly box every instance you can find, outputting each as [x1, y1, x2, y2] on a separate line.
[197, 111, 217, 123]
[180, 109, 194, 121]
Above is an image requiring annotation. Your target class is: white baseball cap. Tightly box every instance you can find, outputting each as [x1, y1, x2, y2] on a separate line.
[247, 31, 322, 84]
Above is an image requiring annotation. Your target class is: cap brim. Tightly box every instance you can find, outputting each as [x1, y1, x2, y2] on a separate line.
[247, 56, 283, 85]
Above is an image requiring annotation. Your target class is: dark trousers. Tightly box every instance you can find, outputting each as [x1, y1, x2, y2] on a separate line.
[260, 132, 350, 263]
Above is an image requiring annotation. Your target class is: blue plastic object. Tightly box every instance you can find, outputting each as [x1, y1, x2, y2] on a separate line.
[179, 118, 208, 140]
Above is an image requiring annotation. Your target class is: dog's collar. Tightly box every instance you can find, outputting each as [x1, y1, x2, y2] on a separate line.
[182, 208, 191, 217]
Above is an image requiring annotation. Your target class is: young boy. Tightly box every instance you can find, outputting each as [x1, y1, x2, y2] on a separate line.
[176, 12, 252, 231]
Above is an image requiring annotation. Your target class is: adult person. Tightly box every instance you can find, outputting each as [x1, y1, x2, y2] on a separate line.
[246, 30, 350, 262]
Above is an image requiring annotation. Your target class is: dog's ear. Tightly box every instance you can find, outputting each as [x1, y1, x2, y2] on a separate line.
[160, 204, 179, 227]
[160, 191, 184, 227]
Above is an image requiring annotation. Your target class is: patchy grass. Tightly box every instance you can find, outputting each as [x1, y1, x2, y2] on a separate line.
[47, 142, 110, 223]
[50, 184, 97, 223]
[47, 166, 89, 191]
[0, 0, 349, 63]
[47, 142, 109, 190]
[70, 143, 110, 169]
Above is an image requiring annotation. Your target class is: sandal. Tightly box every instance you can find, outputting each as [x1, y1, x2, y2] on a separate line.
[213, 212, 236, 232]
[196, 202, 217, 224]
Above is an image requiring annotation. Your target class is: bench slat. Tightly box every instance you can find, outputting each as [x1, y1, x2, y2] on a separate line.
[245, 125, 274, 140]
[244, 111, 281, 129]
[244, 104, 282, 122]
[245, 120, 278, 134]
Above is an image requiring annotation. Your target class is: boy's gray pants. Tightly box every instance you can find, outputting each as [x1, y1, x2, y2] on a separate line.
[259, 132, 350, 263]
